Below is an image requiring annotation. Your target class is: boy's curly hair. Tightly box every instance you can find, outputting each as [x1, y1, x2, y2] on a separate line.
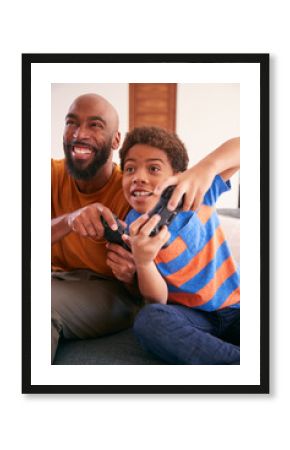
[119, 126, 189, 173]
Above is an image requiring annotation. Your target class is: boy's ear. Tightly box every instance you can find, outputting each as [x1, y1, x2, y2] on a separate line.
[112, 131, 121, 150]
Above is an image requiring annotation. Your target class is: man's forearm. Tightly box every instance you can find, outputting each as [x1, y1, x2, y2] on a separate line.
[199, 137, 240, 180]
[51, 214, 72, 245]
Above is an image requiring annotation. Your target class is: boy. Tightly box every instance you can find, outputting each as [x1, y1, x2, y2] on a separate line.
[118, 126, 240, 365]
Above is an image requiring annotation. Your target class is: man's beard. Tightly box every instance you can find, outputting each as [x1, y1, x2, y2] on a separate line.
[63, 139, 112, 181]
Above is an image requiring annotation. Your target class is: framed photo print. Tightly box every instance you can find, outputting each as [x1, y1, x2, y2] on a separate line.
[22, 53, 269, 394]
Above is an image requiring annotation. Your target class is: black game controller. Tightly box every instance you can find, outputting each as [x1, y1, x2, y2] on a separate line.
[101, 215, 130, 251]
[101, 186, 183, 249]
[147, 185, 184, 236]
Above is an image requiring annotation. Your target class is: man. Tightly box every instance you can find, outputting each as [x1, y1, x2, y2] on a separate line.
[51, 93, 137, 362]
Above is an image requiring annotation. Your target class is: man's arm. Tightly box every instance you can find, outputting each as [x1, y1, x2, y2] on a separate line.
[199, 137, 240, 182]
[155, 137, 240, 211]
[51, 214, 72, 245]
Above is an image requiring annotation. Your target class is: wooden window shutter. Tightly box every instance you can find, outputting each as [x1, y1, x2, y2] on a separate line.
[129, 83, 177, 132]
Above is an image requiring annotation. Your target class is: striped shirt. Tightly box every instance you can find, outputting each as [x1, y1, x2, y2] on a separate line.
[125, 175, 240, 311]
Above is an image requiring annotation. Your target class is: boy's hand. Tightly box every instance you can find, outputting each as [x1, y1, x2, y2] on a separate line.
[154, 160, 216, 212]
[127, 214, 171, 267]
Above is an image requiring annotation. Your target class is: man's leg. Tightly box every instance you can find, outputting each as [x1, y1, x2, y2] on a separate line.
[51, 270, 139, 363]
[133, 304, 240, 365]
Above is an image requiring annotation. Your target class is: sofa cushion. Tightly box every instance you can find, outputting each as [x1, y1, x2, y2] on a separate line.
[54, 328, 166, 365]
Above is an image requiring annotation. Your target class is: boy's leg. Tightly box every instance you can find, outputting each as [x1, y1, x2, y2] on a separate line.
[51, 270, 139, 363]
[214, 307, 240, 365]
[133, 304, 240, 365]
[218, 307, 240, 346]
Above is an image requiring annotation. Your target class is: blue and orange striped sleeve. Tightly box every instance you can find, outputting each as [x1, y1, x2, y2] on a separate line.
[203, 175, 231, 206]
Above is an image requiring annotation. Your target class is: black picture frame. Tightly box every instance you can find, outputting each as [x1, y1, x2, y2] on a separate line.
[22, 53, 269, 394]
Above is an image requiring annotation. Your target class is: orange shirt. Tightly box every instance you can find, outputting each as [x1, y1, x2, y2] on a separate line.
[51, 159, 130, 276]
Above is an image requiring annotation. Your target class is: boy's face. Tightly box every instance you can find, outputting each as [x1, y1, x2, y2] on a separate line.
[122, 144, 175, 214]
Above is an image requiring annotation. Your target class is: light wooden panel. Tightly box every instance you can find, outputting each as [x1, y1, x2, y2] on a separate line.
[129, 83, 177, 131]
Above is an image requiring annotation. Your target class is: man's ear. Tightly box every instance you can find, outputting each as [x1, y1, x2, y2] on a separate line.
[112, 131, 121, 150]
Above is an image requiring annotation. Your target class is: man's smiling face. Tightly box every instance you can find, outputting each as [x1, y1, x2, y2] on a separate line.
[63, 94, 119, 180]
[122, 144, 175, 214]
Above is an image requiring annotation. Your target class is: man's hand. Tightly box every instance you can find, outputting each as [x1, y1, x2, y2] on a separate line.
[154, 137, 240, 212]
[154, 160, 216, 212]
[68, 202, 117, 238]
[106, 241, 136, 284]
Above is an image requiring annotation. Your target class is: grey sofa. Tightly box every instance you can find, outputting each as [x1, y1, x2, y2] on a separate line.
[54, 209, 240, 365]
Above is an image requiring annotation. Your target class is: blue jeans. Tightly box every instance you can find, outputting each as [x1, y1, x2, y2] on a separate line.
[133, 303, 240, 365]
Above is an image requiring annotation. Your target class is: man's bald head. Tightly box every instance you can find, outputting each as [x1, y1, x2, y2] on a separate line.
[68, 93, 119, 132]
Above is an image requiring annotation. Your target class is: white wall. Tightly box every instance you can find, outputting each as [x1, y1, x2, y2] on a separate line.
[177, 84, 240, 208]
[51, 83, 240, 207]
